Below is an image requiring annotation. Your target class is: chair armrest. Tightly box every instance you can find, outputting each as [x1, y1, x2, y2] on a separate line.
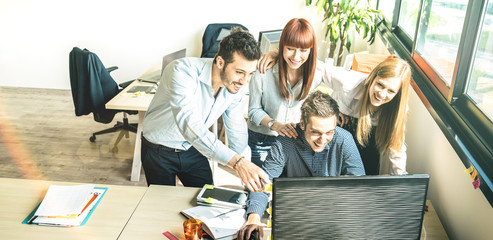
[106, 66, 119, 73]
[118, 79, 134, 89]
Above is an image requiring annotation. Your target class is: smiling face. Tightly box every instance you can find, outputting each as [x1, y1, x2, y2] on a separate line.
[300, 115, 337, 152]
[368, 76, 402, 107]
[283, 45, 311, 70]
[218, 52, 257, 94]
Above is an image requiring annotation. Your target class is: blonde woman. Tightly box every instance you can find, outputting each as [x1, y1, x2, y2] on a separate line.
[328, 57, 411, 175]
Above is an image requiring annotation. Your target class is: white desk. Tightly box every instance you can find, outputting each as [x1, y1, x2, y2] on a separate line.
[118, 185, 199, 240]
[106, 63, 160, 182]
[0, 178, 147, 240]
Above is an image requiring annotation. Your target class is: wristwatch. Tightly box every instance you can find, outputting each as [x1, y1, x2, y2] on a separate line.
[267, 119, 276, 130]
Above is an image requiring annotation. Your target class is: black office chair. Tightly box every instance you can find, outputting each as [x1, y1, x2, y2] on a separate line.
[200, 23, 248, 58]
[69, 47, 137, 152]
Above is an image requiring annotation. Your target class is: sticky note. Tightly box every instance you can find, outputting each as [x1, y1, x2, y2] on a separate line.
[264, 184, 272, 192]
[464, 166, 474, 174]
[204, 197, 216, 204]
[473, 178, 481, 189]
[268, 206, 272, 215]
[471, 169, 477, 180]
[204, 184, 214, 189]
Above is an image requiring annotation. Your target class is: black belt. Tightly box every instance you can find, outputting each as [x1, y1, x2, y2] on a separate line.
[141, 136, 184, 152]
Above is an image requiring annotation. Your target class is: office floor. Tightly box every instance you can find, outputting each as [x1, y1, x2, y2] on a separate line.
[0, 86, 241, 187]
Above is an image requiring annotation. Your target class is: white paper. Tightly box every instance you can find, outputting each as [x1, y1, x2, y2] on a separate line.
[33, 187, 105, 226]
[35, 184, 94, 217]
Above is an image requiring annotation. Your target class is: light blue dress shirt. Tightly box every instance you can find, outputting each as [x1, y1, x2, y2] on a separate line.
[142, 58, 248, 165]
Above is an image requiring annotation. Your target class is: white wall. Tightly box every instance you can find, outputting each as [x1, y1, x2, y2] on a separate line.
[406, 90, 493, 240]
[0, 0, 328, 89]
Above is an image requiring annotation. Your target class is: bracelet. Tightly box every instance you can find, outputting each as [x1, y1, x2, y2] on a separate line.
[233, 156, 244, 169]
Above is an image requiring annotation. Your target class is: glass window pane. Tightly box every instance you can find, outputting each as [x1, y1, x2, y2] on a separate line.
[467, 2, 493, 121]
[398, 0, 420, 39]
[378, 0, 395, 22]
[415, 0, 468, 86]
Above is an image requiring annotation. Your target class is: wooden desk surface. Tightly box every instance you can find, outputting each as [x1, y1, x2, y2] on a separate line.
[118, 185, 448, 240]
[105, 79, 156, 112]
[0, 178, 147, 240]
[118, 185, 199, 240]
[422, 200, 449, 239]
[106, 60, 161, 112]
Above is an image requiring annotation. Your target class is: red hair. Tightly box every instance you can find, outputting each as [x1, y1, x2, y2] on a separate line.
[278, 18, 317, 100]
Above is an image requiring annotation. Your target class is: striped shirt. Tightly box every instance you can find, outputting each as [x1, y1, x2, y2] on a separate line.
[246, 124, 365, 217]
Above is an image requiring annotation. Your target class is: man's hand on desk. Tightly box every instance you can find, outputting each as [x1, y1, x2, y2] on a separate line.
[231, 157, 271, 192]
[238, 214, 263, 240]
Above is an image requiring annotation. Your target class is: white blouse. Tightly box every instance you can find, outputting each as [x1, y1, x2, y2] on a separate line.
[322, 65, 408, 175]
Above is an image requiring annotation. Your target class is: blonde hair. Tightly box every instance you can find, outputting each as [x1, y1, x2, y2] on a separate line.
[356, 58, 412, 153]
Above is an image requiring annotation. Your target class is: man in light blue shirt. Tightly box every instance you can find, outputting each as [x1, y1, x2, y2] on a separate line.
[141, 28, 270, 191]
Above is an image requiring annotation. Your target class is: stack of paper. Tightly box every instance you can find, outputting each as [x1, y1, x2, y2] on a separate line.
[181, 205, 246, 240]
[23, 184, 107, 227]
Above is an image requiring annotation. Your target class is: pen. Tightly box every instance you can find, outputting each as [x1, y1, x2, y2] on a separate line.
[27, 215, 38, 224]
[162, 231, 179, 240]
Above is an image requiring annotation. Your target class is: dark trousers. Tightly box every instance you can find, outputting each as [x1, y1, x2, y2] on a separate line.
[248, 129, 278, 167]
[141, 136, 213, 187]
[342, 117, 380, 175]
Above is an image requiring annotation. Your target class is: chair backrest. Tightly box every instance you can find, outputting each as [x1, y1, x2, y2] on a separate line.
[69, 47, 119, 123]
[200, 23, 248, 58]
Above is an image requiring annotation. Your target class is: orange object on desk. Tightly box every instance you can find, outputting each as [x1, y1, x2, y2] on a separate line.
[184, 218, 203, 240]
[352, 53, 392, 74]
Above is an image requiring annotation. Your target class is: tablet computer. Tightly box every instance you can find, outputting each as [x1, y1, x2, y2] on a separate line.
[196, 185, 248, 209]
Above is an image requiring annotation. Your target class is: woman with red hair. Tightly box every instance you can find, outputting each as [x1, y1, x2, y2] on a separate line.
[247, 18, 321, 167]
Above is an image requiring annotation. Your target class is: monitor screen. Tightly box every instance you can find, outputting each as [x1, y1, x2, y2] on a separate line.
[162, 48, 186, 76]
[258, 30, 282, 54]
[272, 174, 429, 240]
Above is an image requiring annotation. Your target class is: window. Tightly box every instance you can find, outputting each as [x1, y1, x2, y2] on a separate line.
[378, 0, 396, 24]
[415, 0, 468, 88]
[467, 2, 493, 121]
[397, 0, 419, 40]
[377, 0, 493, 206]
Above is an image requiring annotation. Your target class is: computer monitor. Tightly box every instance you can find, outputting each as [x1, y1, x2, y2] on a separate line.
[258, 30, 282, 54]
[272, 174, 429, 240]
[161, 48, 186, 76]
[137, 48, 187, 84]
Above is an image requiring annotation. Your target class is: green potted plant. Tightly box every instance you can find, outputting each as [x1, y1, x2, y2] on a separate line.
[306, 0, 381, 66]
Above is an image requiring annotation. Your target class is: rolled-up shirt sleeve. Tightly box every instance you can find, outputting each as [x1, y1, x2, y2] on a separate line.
[246, 140, 286, 217]
[380, 144, 408, 175]
[222, 94, 249, 158]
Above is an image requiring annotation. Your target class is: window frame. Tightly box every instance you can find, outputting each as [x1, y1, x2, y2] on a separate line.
[377, 0, 493, 207]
